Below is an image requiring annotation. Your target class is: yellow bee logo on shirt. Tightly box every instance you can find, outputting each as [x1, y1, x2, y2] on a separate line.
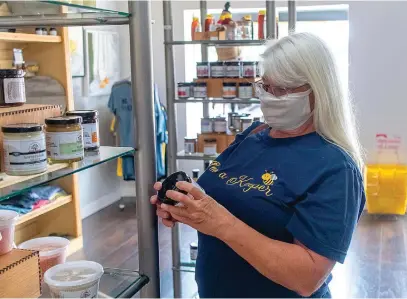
[261, 170, 278, 186]
[209, 161, 221, 173]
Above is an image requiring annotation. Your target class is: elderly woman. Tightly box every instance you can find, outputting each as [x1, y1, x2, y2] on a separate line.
[151, 32, 365, 298]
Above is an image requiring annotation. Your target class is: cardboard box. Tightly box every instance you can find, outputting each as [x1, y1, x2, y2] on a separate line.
[197, 132, 236, 154]
[193, 31, 226, 41]
[0, 249, 41, 298]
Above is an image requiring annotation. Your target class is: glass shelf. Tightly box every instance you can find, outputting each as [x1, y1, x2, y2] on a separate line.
[0, 146, 134, 201]
[177, 151, 218, 161]
[42, 1, 130, 16]
[175, 98, 260, 105]
[167, 40, 266, 46]
[41, 268, 149, 298]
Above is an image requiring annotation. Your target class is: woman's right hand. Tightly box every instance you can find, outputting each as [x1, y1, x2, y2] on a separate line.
[150, 182, 178, 228]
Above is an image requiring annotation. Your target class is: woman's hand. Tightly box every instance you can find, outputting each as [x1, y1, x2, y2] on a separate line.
[150, 182, 178, 228]
[160, 181, 236, 238]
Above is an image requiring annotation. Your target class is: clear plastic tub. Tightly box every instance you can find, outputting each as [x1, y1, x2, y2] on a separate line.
[0, 210, 18, 255]
[18, 237, 70, 277]
[44, 260, 104, 298]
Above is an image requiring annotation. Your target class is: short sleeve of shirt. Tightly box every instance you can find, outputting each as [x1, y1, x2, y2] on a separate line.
[108, 89, 116, 115]
[286, 167, 365, 263]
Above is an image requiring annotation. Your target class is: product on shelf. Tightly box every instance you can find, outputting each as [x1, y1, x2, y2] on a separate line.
[258, 10, 266, 39]
[210, 62, 224, 78]
[0, 69, 26, 107]
[229, 113, 251, 132]
[225, 61, 241, 78]
[177, 82, 192, 99]
[193, 82, 207, 98]
[45, 116, 84, 163]
[49, 28, 57, 36]
[44, 260, 104, 298]
[191, 16, 201, 40]
[190, 242, 198, 260]
[2, 123, 47, 176]
[228, 112, 239, 131]
[0, 210, 18, 255]
[42, 28, 48, 35]
[204, 14, 213, 32]
[203, 139, 217, 156]
[214, 116, 227, 133]
[201, 117, 213, 133]
[222, 82, 237, 99]
[158, 171, 192, 206]
[242, 61, 256, 78]
[35, 28, 42, 35]
[184, 137, 197, 154]
[240, 15, 253, 40]
[196, 62, 210, 79]
[18, 236, 70, 279]
[66, 110, 100, 152]
[238, 82, 253, 99]
[240, 116, 253, 132]
[192, 169, 200, 181]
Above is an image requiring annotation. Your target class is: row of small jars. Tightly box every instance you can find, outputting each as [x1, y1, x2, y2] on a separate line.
[1, 110, 99, 176]
[178, 81, 254, 99]
[197, 61, 260, 79]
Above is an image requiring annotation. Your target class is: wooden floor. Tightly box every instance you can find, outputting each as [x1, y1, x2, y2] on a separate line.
[69, 199, 407, 298]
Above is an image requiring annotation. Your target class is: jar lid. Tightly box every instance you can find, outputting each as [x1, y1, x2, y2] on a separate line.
[45, 116, 82, 125]
[197, 62, 209, 65]
[66, 110, 98, 119]
[196, 82, 207, 86]
[225, 61, 241, 65]
[178, 82, 187, 86]
[239, 82, 253, 86]
[184, 136, 197, 141]
[204, 139, 217, 143]
[215, 116, 226, 120]
[210, 62, 224, 66]
[223, 82, 236, 86]
[242, 61, 256, 65]
[0, 69, 25, 78]
[190, 242, 198, 249]
[241, 117, 253, 121]
[2, 123, 44, 133]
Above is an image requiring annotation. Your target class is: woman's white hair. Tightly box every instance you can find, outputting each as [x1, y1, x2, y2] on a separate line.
[261, 32, 364, 171]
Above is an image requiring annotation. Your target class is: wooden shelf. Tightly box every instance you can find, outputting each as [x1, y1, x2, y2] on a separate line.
[0, 32, 62, 43]
[16, 195, 72, 225]
[0, 103, 62, 116]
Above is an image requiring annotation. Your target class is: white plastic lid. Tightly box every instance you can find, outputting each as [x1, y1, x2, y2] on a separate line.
[0, 210, 19, 227]
[44, 261, 104, 288]
[18, 237, 70, 257]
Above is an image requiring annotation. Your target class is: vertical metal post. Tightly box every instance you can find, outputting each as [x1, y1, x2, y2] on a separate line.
[163, 1, 182, 297]
[266, 1, 276, 39]
[288, 0, 296, 34]
[200, 0, 209, 118]
[129, 1, 160, 297]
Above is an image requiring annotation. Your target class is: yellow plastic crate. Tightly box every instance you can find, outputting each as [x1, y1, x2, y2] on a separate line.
[365, 164, 407, 215]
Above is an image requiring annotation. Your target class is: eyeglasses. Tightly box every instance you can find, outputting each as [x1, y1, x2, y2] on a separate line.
[253, 80, 308, 98]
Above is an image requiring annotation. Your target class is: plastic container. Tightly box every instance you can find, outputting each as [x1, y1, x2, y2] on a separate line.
[223, 82, 237, 99]
[178, 82, 192, 99]
[210, 62, 224, 78]
[65, 110, 100, 152]
[365, 164, 407, 215]
[44, 260, 104, 298]
[19, 237, 70, 277]
[196, 62, 210, 78]
[242, 61, 256, 78]
[239, 82, 253, 99]
[225, 61, 241, 78]
[0, 210, 18, 255]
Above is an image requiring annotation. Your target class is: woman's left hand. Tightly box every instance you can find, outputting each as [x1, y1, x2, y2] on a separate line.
[161, 181, 236, 239]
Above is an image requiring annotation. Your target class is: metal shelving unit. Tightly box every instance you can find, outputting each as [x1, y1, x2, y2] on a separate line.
[163, 0, 297, 297]
[1, 1, 159, 298]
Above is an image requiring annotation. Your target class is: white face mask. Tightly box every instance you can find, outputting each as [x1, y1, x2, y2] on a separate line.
[259, 89, 313, 130]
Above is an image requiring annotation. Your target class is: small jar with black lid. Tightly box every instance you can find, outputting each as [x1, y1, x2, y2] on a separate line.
[242, 61, 256, 78]
[196, 62, 210, 78]
[210, 62, 225, 78]
[238, 82, 253, 99]
[223, 82, 237, 99]
[225, 61, 241, 78]
[66, 110, 100, 152]
[45, 116, 84, 163]
[0, 69, 26, 107]
[2, 123, 47, 176]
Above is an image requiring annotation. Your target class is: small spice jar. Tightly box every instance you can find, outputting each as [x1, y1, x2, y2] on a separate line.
[225, 61, 241, 78]
[242, 61, 256, 78]
[66, 110, 100, 152]
[177, 82, 191, 99]
[190, 242, 198, 260]
[192, 169, 200, 181]
[45, 116, 84, 163]
[42, 28, 48, 35]
[193, 82, 207, 98]
[201, 117, 213, 133]
[2, 123, 47, 176]
[0, 69, 26, 107]
[223, 82, 237, 99]
[184, 137, 197, 154]
[240, 117, 253, 132]
[210, 62, 224, 78]
[196, 62, 210, 78]
[49, 28, 58, 36]
[203, 139, 217, 156]
[35, 28, 43, 35]
[213, 116, 227, 133]
[238, 82, 253, 99]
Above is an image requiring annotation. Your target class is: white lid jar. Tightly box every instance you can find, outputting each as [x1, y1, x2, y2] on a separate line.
[2, 123, 47, 176]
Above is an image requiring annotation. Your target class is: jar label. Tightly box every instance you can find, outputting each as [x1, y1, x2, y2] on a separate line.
[223, 86, 237, 98]
[49, 282, 99, 299]
[214, 121, 227, 133]
[238, 86, 253, 99]
[3, 136, 47, 173]
[3, 78, 26, 104]
[46, 131, 84, 160]
[185, 141, 195, 154]
[243, 65, 255, 77]
[203, 144, 217, 156]
[197, 66, 209, 77]
[82, 123, 100, 149]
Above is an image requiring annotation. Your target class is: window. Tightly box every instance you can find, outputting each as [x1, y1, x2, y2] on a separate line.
[183, 5, 349, 137]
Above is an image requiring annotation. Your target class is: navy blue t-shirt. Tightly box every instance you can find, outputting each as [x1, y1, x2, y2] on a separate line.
[196, 122, 365, 298]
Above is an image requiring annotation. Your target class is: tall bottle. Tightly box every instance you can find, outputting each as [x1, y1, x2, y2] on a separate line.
[191, 16, 201, 40]
[258, 10, 266, 40]
[204, 14, 213, 32]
